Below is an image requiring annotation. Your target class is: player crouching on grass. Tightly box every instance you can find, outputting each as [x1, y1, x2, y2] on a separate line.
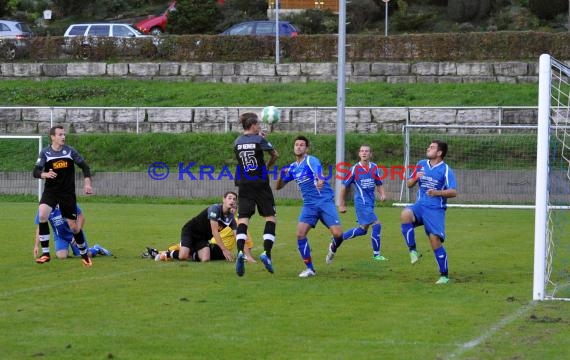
[34, 204, 112, 260]
[144, 191, 256, 263]
[400, 140, 457, 285]
[146, 227, 256, 263]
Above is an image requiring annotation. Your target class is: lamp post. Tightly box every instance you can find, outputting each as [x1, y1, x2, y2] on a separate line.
[335, 0, 346, 205]
[383, 0, 390, 36]
[275, 0, 280, 64]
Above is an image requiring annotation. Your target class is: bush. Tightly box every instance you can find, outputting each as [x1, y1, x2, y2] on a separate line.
[168, 0, 221, 35]
[347, 0, 382, 33]
[284, 9, 337, 35]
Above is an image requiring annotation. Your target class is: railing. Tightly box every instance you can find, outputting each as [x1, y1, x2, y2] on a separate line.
[0, 105, 539, 135]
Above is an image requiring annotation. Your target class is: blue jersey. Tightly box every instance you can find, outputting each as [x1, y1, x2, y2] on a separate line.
[343, 161, 383, 208]
[282, 155, 335, 205]
[35, 205, 82, 242]
[412, 159, 456, 209]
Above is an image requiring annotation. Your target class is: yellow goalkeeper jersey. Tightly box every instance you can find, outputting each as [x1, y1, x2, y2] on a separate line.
[210, 226, 253, 251]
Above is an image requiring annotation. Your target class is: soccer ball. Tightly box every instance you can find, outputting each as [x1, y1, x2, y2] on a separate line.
[261, 106, 281, 124]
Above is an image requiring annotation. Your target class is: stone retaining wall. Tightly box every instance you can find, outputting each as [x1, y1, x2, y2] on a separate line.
[0, 106, 538, 134]
[0, 61, 538, 84]
[0, 60, 540, 134]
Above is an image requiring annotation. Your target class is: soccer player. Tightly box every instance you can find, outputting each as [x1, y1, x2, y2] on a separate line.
[400, 140, 457, 284]
[338, 144, 387, 260]
[149, 226, 256, 263]
[34, 205, 112, 260]
[33, 125, 93, 266]
[233, 112, 279, 276]
[275, 135, 345, 278]
[149, 191, 240, 262]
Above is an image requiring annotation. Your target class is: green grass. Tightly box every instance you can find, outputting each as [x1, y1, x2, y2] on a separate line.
[1, 202, 568, 359]
[0, 132, 538, 172]
[0, 79, 538, 107]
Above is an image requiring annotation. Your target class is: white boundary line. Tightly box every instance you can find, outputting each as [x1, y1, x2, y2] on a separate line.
[444, 302, 537, 359]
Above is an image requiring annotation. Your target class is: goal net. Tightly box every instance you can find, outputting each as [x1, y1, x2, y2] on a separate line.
[0, 135, 43, 201]
[534, 54, 570, 301]
[399, 124, 538, 207]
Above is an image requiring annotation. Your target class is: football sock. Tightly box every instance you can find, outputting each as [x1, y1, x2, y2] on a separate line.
[236, 223, 248, 252]
[342, 226, 366, 240]
[401, 223, 416, 251]
[434, 246, 448, 276]
[297, 237, 314, 271]
[263, 221, 276, 258]
[371, 223, 381, 255]
[171, 250, 180, 260]
[263, 240, 273, 259]
[38, 222, 51, 255]
[330, 235, 344, 252]
[73, 230, 88, 256]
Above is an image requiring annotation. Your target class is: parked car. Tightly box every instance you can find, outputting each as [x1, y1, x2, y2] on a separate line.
[0, 19, 33, 60]
[134, 0, 225, 35]
[62, 23, 156, 59]
[221, 21, 299, 37]
[134, 1, 176, 35]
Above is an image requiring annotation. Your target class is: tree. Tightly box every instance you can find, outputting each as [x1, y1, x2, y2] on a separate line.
[215, 0, 267, 33]
[168, 0, 221, 34]
[347, 0, 382, 33]
[447, 0, 491, 22]
[528, 0, 567, 20]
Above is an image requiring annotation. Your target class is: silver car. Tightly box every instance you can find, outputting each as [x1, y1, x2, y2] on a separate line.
[0, 19, 33, 60]
[63, 23, 157, 59]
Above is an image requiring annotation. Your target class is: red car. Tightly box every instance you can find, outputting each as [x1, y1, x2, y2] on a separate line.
[134, 1, 224, 35]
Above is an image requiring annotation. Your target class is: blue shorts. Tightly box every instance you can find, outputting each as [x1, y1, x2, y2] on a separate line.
[299, 201, 341, 228]
[54, 234, 88, 256]
[408, 204, 446, 241]
[354, 202, 378, 226]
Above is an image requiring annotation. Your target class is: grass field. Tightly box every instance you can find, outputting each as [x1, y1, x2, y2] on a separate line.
[1, 201, 568, 359]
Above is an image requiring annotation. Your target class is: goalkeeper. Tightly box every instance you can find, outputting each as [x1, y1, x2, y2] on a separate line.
[146, 191, 255, 263]
[151, 227, 255, 263]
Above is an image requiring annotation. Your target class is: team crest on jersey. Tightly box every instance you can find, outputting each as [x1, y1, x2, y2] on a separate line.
[52, 160, 68, 170]
[210, 211, 217, 218]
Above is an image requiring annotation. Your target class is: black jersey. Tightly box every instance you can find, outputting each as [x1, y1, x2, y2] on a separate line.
[234, 133, 275, 185]
[187, 203, 236, 239]
[34, 145, 88, 193]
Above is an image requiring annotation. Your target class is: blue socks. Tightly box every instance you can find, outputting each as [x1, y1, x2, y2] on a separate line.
[297, 238, 314, 271]
[401, 223, 416, 251]
[434, 246, 448, 276]
[371, 223, 381, 255]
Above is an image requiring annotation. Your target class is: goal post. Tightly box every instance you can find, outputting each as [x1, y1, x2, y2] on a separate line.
[533, 54, 570, 301]
[0, 135, 43, 201]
